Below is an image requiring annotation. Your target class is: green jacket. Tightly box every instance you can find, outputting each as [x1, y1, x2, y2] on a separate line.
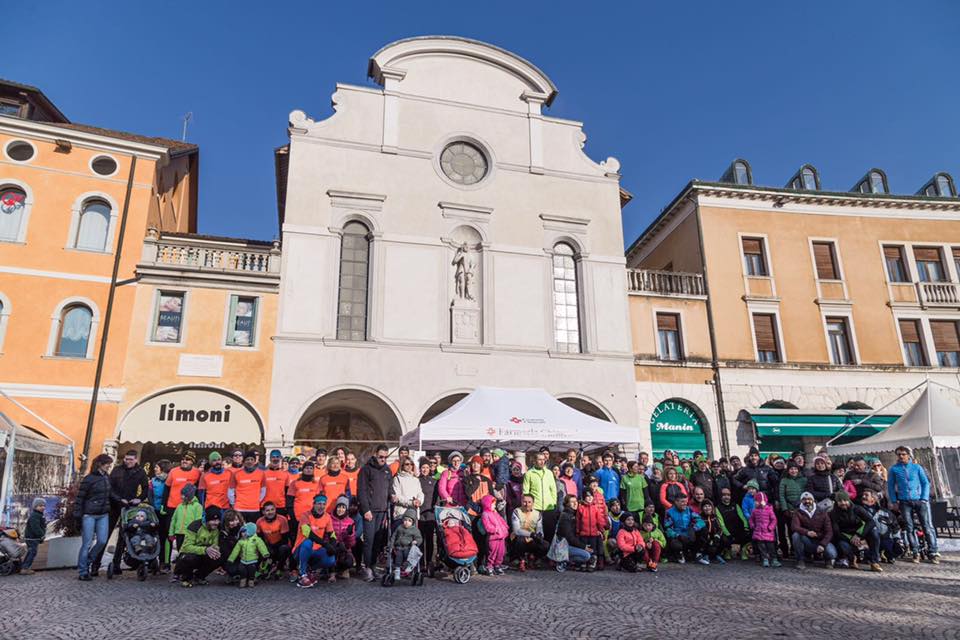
[522, 467, 558, 512]
[620, 473, 647, 512]
[778, 475, 808, 511]
[169, 498, 203, 537]
[227, 534, 269, 564]
[180, 519, 220, 556]
[640, 527, 667, 547]
[391, 523, 423, 549]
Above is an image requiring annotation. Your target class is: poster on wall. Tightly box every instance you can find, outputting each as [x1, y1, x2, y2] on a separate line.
[230, 298, 256, 346]
[153, 294, 184, 342]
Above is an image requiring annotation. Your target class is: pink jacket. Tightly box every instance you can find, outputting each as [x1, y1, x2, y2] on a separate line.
[330, 512, 356, 549]
[439, 467, 466, 506]
[748, 494, 777, 542]
[480, 495, 509, 541]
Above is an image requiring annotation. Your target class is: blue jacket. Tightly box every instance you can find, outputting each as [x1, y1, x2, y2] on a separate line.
[493, 456, 511, 488]
[594, 467, 621, 504]
[150, 477, 166, 512]
[665, 506, 704, 538]
[887, 462, 930, 502]
[741, 493, 757, 522]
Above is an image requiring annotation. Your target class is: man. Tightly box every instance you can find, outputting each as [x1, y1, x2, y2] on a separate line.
[357, 444, 393, 581]
[256, 501, 291, 577]
[664, 495, 705, 564]
[831, 490, 882, 572]
[176, 506, 222, 588]
[315, 448, 329, 477]
[522, 452, 559, 540]
[161, 452, 201, 570]
[262, 450, 289, 515]
[510, 493, 548, 570]
[319, 455, 352, 511]
[75, 454, 113, 580]
[888, 446, 939, 564]
[733, 447, 775, 505]
[293, 494, 338, 587]
[229, 450, 266, 523]
[98, 449, 149, 575]
[388, 446, 411, 476]
[227, 449, 244, 476]
[620, 461, 648, 515]
[846, 457, 884, 505]
[690, 458, 718, 504]
[639, 451, 652, 478]
[713, 459, 732, 497]
[716, 487, 751, 560]
[594, 452, 621, 505]
[198, 451, 231, 513]
[287, 460, 321, 522]
[791, 491, 836, 569]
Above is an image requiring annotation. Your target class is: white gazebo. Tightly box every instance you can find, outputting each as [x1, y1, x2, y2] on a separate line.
[401, 387, 640, 451]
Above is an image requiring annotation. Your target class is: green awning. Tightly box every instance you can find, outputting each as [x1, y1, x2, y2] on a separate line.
[751, 413, 899, 438]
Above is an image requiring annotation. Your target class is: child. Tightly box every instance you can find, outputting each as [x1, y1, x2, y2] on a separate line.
[576, 490, 608, 569]
[741, 480, 759, 521]
[390, 509, 423, 580]
[20, 497, 47, 575]
[697, 500, 729, 564]
[640, 515, 665, 572]
[605, 499, 623, 566]
[748, 492, 779, 567]
[615, 513, 645, 572]
[328, 496, 356, 579]
[584, 476, 608, 519]
[480, 494, 509, 575]
[227, 522, 269, 587]
[168, 483, 203, 573]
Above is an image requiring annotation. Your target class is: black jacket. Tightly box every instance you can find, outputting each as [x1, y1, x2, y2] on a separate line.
[357, 456, 392, 514]
[418, 476, 438, 521]
[557, 507, 587, 549]
[25, 511, 46, 541]
[109, 464, 150, 508]
[830, 504, 876, 542]
[807, 471, 839, 503]
[845, 469, 884, 501]
[690, 471, 718, 503]
[733, 462, 776, 500]
[76, 471, 111, 518]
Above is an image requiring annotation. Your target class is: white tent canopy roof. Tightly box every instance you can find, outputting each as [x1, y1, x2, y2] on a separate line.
[828, 384, 960, 456]
[401, 387, 639, 451]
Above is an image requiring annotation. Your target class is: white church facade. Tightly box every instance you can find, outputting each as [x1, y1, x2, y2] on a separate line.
[267, 37, 638, 456]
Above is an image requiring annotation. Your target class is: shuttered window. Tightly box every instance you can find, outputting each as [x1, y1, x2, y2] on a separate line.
[914, 247, 945, 282]
[826, 317, 855, 365]
[656, 313, 682, 361]
[898, 319, 927, 366]
[931, 320, 960, 367]
[742, 237, 768, 276]
[883, 246, 909, 283]
[753, 314, 780, 363]
[952, 248, 960, 284]
[812, 242, 839, 280]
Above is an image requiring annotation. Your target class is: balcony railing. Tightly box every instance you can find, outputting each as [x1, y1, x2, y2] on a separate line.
[139, 231, 281, 282]
[627, 268, 705, 297]
[917, 281, 960, 307]
[154, 242, 273, 272]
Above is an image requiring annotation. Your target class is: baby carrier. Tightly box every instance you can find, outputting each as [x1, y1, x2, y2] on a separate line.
[108, 504, 161, 581]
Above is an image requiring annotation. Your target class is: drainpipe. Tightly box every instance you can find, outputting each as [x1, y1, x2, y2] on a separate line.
[693, 199, 730, 458]
[81, 156, 138, 469]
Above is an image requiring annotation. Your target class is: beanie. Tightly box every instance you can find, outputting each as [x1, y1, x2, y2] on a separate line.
[204, 506, 221, 522]
[208, 451, 222, 462]
[747, 446, 760, 456]
[313, 494, 328, 505]
[32, 497, 46, 510]
[745, 479, 760, 490]
[448, 451, 463, 464]
[243, 450, 257, 461]
[180, 483, 197, 502]
[242, 522, 256, 537]
[469, 455, 484, 466]
[402, 508, 418, 522]
[834, 489, 851, 502]
[335, 495, 350, 510]
[270, 449, 282, 458]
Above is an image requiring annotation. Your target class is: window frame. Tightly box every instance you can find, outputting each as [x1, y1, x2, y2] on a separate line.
[823, 314, 859, 365]
[4, 139, 36, 164]
[740, 235, 770, 277]
[0, 291, 10, 354]
[654, 310, 684, 362]
[336, 220, 371, 342]
[223, 293, 261, 349]
[749, 309, 785, 364]
[147, 289, 188, 346]
[809, 239, 842, 281]
[551, 242, 582, 354]
[65, 192, 119, 254]
[929, 318, 960, 368]
[0, 179, 34, 244]
[89, 154, 120, 178]
[882, 245, 910, 283]
[896, 317, 928, 367]
[46, 297, 100, 360]
[913, 246, 947, 283]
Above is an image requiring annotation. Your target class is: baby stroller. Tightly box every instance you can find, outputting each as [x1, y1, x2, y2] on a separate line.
[381, 525, 425, 588]
[434, 505, 478, 584]
[107, 504, 161, 581]
[0, 528, 24, 576]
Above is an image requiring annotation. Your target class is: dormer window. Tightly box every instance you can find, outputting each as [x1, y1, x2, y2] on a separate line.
[920, 172, 957, 198]
[852, 169, 889, 194]
[721, 159, 753, 186]
[788, 164, 820, 191]
[0, 100, 23, 117]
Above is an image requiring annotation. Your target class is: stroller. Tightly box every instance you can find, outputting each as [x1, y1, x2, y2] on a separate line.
[107, 504, 161, 581]
[434, 505, 478, 584]
[381, 530, 425, 588]
[0, 528, 24, 576]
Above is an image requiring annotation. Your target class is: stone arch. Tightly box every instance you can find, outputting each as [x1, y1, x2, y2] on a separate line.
[417, 390, 472, 426]
[557, 395, 614, 422]
[293, 387, 404, 462]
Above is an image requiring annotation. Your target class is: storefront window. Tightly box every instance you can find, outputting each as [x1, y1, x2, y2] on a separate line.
[226, 295, 257, 347]
[152, 291, 185, 343]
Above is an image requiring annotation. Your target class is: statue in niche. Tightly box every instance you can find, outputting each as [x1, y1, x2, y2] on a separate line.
[452, 242, 478, 301]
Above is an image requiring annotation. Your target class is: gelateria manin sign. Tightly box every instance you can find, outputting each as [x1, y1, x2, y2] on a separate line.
[650, 400, 703, 433]
[117, 387, 262, 444]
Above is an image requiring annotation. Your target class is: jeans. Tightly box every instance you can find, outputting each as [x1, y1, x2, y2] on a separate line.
[791, 533, 837, 562]
[298, 540, 336, 575]
[23, 540, 40, 570]
[568, 546, 591, 564]
[78, 513, 109, 577]
[900, 500, 939, 555]
[362, 511, 388, 570]
[837, 528, 880, 563]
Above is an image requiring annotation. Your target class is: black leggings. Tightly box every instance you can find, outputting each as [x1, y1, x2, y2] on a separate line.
[418, 520, 436, 566]
[240, 563, 257, 580]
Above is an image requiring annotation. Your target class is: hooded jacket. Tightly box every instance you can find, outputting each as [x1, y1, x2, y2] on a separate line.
[357, 455, 393, 514]
[659, 480, 688, 510]
[733, 460, 775, 501]
[716, 500, 749, 539]
[791, 498, 833, 541]
[845, 468, 884, 501]
[170, 497, 203, 536]
[76, 469, 112, 518]
[390, 511, 424, 548]
[227, 531, 269, 564]
[830, 503, 876, 541]
[807, 469, 839, 503]
[748, 494, 777, 542]
[594, 466, 621, 503]
[690, 470, 718, 503]
[181, 519, 220, 556]
[480, 495, 509, 541]
[557, 506, 588, 549]
[329, 497, 357, 549]
[778, 474, 808, 511]
[665, 506, 704, 539]
[887, 461, 930, 503]
[576, 499, 607, 537]
[522, 466, 558, 512]
[391, 470, 424, 520]
[438, 466, 467, 506]
[616, 520, 644, 555]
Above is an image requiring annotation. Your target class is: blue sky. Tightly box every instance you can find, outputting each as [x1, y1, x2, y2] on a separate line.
[7, 2, 959, 246]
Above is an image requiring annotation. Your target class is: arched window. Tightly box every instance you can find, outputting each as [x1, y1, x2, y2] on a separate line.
[734, 161, 750, 185]
[936, 174, 952, 197]
[336, 221, 370, 341]
[74, 199, 112, 251]
[0, 186, 27, 242]
[552, 242, 581, 353]
[56, 304, 93, 357]
[801, 167, 817, 190]
[869, 171, 886, 194]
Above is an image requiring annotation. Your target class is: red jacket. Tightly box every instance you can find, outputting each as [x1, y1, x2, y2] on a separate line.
[576, 501, 607, 537]
[616, 527, 644, 555]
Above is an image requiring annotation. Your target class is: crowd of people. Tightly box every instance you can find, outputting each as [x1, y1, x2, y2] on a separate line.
[56, 442, 944, 586]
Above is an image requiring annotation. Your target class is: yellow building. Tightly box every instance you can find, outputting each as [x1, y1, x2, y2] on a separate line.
[627, 159, 960, 458]
[0, 79, 198, 467]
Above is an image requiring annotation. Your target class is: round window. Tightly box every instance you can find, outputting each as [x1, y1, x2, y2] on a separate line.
[91, 155, 118, 176]
[6, 141, 34, 162]
[440, 142, 488, 186]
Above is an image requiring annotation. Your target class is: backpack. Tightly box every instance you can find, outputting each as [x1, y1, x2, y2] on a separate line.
[443, 523, 478, 559]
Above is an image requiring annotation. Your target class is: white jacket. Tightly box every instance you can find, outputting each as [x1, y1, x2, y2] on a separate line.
[391, 471, 424, 520]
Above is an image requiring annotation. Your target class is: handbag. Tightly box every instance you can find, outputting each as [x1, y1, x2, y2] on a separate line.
[546, 517, 569, 562]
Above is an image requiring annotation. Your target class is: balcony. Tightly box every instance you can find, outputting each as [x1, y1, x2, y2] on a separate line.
[627, 268, 705, 297]
[917, 281, 960, 308]
[138, 230, 280, 288]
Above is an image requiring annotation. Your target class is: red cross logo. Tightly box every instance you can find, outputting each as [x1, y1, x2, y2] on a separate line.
[510, 417, 522, 424]
[486, 427, 496, 436]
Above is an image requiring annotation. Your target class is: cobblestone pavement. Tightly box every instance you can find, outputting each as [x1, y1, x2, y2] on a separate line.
[3, 556, 959, 640]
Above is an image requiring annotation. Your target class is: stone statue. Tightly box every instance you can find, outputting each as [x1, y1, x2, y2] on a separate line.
[453, 242, 477, 301]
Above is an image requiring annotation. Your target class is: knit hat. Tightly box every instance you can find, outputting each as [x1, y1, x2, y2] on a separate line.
[786, 460, 798, 470]
[242, 522, 256, 537]
[492, 448, 506, 458]
[270, 449, 282, 458]
[755, 492, 768, 506]
[31, 497, 45, 510]
[799, 492, 815, 502]
[745, 479, 760, 490]
[335, 495, 350, 511]
[747, 446, 760, 456]
[301, 460, 315, 470]
[208, 451, 222, 462]
[402, 508, 417, 522]
[867, 457, 881, 465]
[814, 455, 830, 466]
[313, 494, 328, 505]
[469, 455, 484, 466]
[448, 451, 463, 464]
[642, 515, 656, 527]
[182, 450, 197, 462]
[181, 483, 197, 502]
[204, 506, 221, 522]
[834, 489, 851, 502]
[243, 450, 257, 461]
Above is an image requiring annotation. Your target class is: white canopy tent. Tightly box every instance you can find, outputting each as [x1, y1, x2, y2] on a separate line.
[401, 387, 640, 451]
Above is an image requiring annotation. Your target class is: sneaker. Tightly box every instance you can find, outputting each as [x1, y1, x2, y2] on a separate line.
[930, 555, 941, 565]
[713, 555, 726, 565]
[362, 567, 375, 582]
[696, 555, 710, 566]
[837, 559, 849, 569]
[869, 563, 884, 573]
[771, 559, 782, 568]
[518, 559, 526, 573]
[297, 574, 317, 589]
[739, 547, 750, 561]
[20, 568, 35, 575]
[912, 553, 921, 564]
[239, 578, 248, 588]
[78, 574, 92, 581]
[289, 570, 301, 583]
[327, 574, 336, 584]
[826, 559, 835, 569]
[676, 556, 686, 565]
[762, 559, 770, 568]
[393, 568, 401, 580]
[180, 579, 193, 588]
[494, 566, 505, 576]
[796, 560, 806, 571]
[338, 570, 351, 579]
[647, 563, 658, 573]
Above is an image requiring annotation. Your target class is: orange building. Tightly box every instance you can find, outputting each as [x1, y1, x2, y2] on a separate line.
[0, 79, 198, 467]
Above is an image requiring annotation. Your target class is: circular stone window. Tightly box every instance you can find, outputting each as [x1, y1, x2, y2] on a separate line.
[440, 142, 488, 186]
[5, 140, 35, 162]
[91, 155, 118, 176]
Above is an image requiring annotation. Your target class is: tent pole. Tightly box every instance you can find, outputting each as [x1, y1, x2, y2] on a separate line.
[0, 413, 16, 526]
[924, 377, 947, 499]
[825, 379, 926, 448]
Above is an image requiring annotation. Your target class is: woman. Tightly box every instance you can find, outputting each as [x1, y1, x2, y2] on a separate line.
[807, 456, 839, 505]
[463, 455, 495, 515]
[75, 454, 113, 581]
[418, 458, 439, 574]
[219, 509, 245, 581]
[659, 467, 689, 511]
[505, 462, 525, 517]
[438, 451, 466, 506]
[391, 458, 424, 526]
[556, 494, 595, 570]
[559, 463, 579, 499]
